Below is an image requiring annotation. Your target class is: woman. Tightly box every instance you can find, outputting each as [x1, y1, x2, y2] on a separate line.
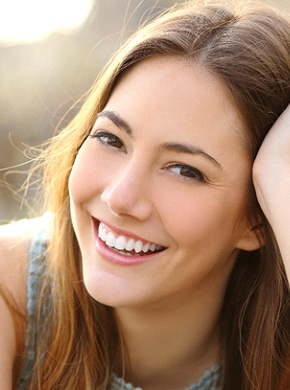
[0, 0, 290, 389]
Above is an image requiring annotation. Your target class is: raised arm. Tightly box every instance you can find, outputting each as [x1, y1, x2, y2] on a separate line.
[253, 105, 290, 282]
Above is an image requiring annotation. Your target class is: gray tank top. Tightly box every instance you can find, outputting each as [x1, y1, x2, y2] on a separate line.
[16, 223, 49, 389]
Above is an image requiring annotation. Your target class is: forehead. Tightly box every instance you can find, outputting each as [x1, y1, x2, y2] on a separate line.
[105, 56, 249, 158]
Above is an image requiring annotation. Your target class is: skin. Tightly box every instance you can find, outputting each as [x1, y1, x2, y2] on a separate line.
[0, 57, 288, 389]
[69, 56, 261, 388]
[253, 104, 290, 279]
[0, 218, 42, 389]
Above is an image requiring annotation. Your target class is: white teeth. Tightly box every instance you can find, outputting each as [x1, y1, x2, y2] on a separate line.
[97, 222, 163, 254]
[115, 236, 126, 250]
[126, 238, 135, 251]
[142, 242, 150, 253]
[116, 250, 133, 256]
[134, 240, 143, 253]
[106, 232, 116, 247]
[99, 222, 107, 241]
[100, 228, 107, 242]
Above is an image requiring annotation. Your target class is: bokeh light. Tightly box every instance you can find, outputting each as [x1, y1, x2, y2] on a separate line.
[0, 0, 94, 45]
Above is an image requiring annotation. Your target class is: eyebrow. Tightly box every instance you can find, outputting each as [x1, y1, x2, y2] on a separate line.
[97, 110, 132, 135]
[97, 110, 222, 170]
[160, 143, 222, 169]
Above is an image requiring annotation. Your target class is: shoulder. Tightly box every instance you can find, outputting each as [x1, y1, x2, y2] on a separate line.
[0, 217, 45, 305]
[0, 217, 45, 388]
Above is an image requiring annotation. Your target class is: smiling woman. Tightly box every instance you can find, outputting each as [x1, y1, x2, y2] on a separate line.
[0, 1, 290, 389]
[0, 0, 94, 45]
[69, 58, 257, 311]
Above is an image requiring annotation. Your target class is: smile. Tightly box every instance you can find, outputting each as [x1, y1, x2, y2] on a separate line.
[98, 221, 165, 257]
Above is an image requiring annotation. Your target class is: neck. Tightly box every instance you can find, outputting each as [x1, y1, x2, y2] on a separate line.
[114, 288, 224, 390]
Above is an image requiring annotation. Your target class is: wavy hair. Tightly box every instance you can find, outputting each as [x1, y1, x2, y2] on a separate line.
[26, 1, 290, 388]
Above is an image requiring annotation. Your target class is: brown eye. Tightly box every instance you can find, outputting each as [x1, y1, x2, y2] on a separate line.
[90, 131, 125, 151]
[167, 164, 206, 183]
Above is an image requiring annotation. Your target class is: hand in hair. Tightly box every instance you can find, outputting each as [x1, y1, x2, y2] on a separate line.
[253, 104, 290, 284]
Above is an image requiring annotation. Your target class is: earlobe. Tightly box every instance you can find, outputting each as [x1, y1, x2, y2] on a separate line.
[236, 223, 265, 252]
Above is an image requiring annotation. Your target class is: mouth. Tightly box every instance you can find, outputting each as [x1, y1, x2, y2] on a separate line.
[94, 219, 166, 257]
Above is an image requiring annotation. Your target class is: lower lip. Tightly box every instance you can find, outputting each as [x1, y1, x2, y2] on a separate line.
[93, 223, 162, 266]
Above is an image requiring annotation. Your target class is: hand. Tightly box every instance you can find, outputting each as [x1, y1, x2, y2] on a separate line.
[253, 104, 290, 280]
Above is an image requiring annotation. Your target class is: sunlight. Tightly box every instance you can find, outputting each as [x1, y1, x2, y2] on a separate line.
[0, 0, 94, 45]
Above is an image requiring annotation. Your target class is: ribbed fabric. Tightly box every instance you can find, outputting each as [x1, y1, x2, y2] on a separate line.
[111, 364, 221, 390]
[16, 222, 50, 389]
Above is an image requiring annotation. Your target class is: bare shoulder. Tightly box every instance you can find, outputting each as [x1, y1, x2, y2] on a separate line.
[0, 217, 44, 302]
[0, 217, 44, 388]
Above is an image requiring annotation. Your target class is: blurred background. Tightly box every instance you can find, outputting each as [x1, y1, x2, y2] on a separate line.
[1, 0, 290, 222]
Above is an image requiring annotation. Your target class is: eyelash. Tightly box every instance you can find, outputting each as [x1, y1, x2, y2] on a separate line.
[165, 164, 206, 183]
[89, 130, 206, 183]
[89, 130, 125, 151]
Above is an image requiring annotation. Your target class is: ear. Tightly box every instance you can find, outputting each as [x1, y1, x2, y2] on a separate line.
[236, 223, 265, 252]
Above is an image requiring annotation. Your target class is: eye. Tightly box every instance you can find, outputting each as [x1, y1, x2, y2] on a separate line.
[89, 130, 125, 151]
[166, 163, 206, 183]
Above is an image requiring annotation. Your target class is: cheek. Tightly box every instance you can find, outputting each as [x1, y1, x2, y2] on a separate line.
[159, 187, 247, 249]
[68, 157, 90, 205]
[68, 143, 103, 204]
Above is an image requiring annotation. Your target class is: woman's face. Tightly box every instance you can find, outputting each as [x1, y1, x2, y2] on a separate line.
[69, 56, 259, 310]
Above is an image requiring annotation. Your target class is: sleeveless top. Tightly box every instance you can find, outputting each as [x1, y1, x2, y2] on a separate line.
[16, 218, 222, 389]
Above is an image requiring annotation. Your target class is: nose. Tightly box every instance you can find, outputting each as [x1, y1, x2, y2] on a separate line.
[101, 159, 153, 221]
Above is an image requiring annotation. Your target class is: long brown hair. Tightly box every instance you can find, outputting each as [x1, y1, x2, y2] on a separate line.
[27, 1, 290, 388]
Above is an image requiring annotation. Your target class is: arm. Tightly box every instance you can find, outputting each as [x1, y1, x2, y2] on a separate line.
[0, 295, 17, 390]
[0, 218, 40, 388]
[253, 104, 290, 281]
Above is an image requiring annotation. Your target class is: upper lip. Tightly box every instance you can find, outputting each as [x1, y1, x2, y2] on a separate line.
[92, 217, 167, 248]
